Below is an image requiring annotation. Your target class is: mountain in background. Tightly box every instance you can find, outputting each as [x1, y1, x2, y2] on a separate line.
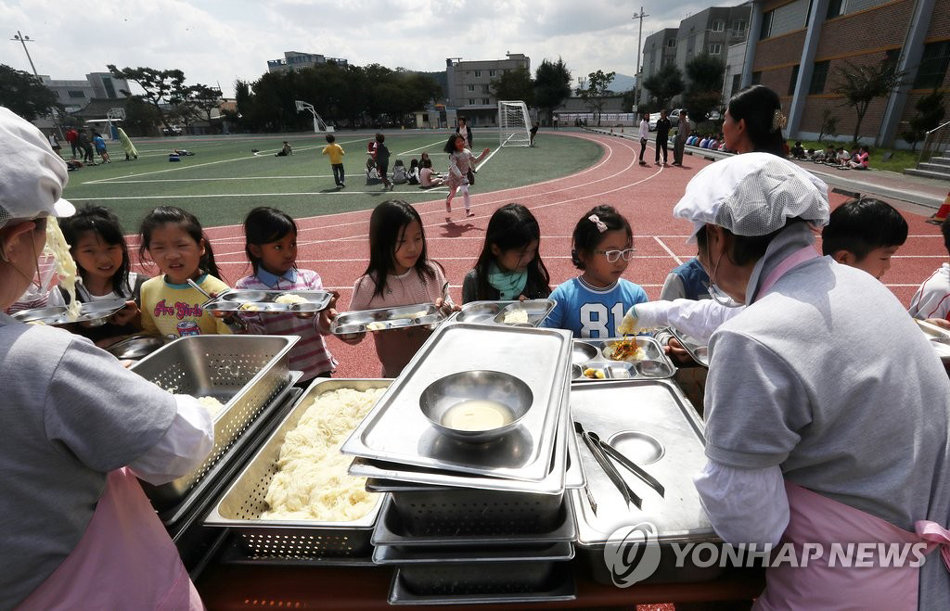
[610, 73, 636, 93]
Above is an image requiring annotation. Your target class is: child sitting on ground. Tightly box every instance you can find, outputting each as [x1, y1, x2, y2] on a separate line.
[275, 141, 293, 157]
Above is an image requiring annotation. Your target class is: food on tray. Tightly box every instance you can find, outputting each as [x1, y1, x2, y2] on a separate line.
[606, 337, 646, 362]
[239, 303, 262, 312]
[197, 396, 225, 418]
[392, 310, 430, 320]
[502, 309, 530, 325]
[261, 387, 386, 521]
[441, 399, 513, 431]
[274, 293, 309, 305]
[365, 321, 386, 331]
[583, 367, 606, 379]
[45, 218, 80, 321]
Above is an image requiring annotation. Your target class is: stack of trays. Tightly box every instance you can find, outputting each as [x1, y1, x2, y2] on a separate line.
[340, 322, 579, 605]
[571, 336, 676, 381]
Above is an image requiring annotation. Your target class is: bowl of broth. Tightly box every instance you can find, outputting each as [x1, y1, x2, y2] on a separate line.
[420, 370, 533, 443]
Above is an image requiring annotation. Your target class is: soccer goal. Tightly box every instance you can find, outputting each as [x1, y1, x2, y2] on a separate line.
[295, 100, 334, 133]
[498, 100, 531, 147]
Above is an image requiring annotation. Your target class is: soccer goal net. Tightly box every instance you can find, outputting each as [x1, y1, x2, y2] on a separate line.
[498, 100, 531, 147]
[295, 100, 334, 133]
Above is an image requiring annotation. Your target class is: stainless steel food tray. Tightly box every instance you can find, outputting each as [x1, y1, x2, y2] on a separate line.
[571, 336, 676, 381]
[371, 493, 576, 545]
[569, 379, 722, 584]
[202, 288, 332, 313]
[666, 326, 710, 367]
[390, 561, 575, 605]
[449, 299, 556, 327]
[340, 323, 574, 482]
[205, 378, 392, 559]
[106, 334, 166, 360]
[131, 335, 297, 512]
[374, 540, 574, 564]
[12, 298, 128, 326]
[349, 404, 583, 494]
[915, 319, 950, 364]
[330, 302, 443, 335]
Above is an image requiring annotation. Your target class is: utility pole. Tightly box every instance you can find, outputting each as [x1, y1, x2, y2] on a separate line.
[633, 7, 649, 111]
[11, 30, 38, 76]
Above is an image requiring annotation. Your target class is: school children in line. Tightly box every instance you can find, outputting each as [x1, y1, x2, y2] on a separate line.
[444, 134, 489, 217]
[236, 207, 338, 382]
[462, 203, 551, 303]
[542, 205, 648, 338]
[58, 204, 147, 344]
[344, 200, 457, 377]
[322, 134, 345, 188]
[137, 206, 240, 337]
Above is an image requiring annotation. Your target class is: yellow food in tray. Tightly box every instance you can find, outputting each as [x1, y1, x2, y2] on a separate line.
[274, 294, 309, 305]
[365, 321, 387, 331]
[503, 309, 530, 325]
[606, 337, 646, 362]
[239, 303, 262, 312]
[583, 367, 606, 379]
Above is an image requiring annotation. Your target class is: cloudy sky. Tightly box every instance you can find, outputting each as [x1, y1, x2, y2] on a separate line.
[2, 0, 722, 97]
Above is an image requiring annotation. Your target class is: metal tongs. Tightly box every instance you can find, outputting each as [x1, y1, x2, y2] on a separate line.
[574, 421, 665, 510]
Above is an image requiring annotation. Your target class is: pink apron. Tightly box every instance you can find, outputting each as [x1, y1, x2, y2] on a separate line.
[749, 248, 950, 608]
[754, 482, 950, 610]
[17, 468, 203, 610]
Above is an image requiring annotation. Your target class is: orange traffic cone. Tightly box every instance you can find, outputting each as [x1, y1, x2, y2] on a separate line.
[927, 191, 950, 226]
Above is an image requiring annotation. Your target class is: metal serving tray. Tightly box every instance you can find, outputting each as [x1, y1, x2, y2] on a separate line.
[450, 299, 556, 327]
[202, 289, 332, 313]
[390, 561, 575, 605]
[106, 334, 166, 360]
[569, 379, 722, 584]
[915, 319, 950, 364]
[340, 323, 574, 482]
[571, 336, 676, 381]
[374, 539, 574, 564]
[330, 302, 444, 335]
[350, 406, 583, 495]
[371, 493, 577, 545]
[204, 378, 392, 559]
[666, 326, 710, 368]
[130, 335, 297, 515]
[12, 298, 128, 326]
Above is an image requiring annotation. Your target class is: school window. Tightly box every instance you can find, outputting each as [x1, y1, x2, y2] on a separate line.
[914, 41, 950, 89]
[469, 98, 476, 105]
[751, 71, 762, 85]
[733, 20, 746, 32]
[67, 90, 86, 99]
[788, 65, 800, 95]
[467, 84, 475, 91]
[474, 70, 481, 77]
[731, 74, 741, 97]
[810, 61, 830, 94]
[826, 0, 845, 18]
[709, 43, 722, 55]
[489, 70, 496, 76]
[482, 98, 490, 104]
[667, 38, 676, 47]
[482, 85, 490, 93]
[759, 10, 773, 39]
[712, 20, 725, 32]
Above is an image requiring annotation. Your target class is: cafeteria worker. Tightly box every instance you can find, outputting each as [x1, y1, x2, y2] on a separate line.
[673, 153, 950, 609]
[0, 107, 213, 609]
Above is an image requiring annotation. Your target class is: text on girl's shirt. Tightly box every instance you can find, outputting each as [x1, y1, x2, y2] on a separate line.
[154, 300, 203, 319]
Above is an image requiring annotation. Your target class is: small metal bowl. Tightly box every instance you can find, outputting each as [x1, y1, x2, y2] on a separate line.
[571, 342, 598, 365]
[106, 334, 166, 360]
[420, 370, 533, 443]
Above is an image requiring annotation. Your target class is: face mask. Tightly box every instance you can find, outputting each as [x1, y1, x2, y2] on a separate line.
[705, 242, 743, 307]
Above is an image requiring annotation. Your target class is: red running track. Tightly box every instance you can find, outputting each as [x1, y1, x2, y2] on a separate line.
[139, 131, 947, 378]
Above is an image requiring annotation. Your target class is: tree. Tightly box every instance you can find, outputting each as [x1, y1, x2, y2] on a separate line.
[490, 66, 535, 106]
[534, 58, 572, 125]
[817, 107, 838, 143]
[0, 64, 61, 121]
[683, 54, 725, 122]
[832, 59, 905, 144]
[577, 70, 616, 126]
[642, 63, 685, 111]
[107, 65, 187, 133]
[902, 90, 946, 152]
[184, 83, 223, 133]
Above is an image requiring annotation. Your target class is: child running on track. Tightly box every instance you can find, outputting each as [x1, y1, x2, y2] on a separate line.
[443, 133, 489, 218]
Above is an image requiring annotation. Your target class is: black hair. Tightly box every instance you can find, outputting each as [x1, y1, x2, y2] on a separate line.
[821, 198, 908, 259]
[727, 85, 785, 156]
[571, 205, 633, 269]
[698, 220, 811, 268]
[473, 203, 550, 299]
[361, 200, 436, 299]
[409, 158, 419, 169]
[243, 207, 298, 275]
[443, 133, 463, 154]
[139, 206, 222, 280]
[325, 133, 336, 143]
[375, 132, 385, 143]
[59, 204, 132, 295]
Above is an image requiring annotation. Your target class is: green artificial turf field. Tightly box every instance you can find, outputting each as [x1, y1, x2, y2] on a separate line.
[62, 129, 602, 230]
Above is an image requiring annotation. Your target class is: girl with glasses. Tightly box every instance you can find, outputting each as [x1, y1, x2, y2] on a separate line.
[541, 205, 647, 338]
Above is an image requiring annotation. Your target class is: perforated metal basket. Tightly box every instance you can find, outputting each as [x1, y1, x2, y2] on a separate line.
[130, 335, 297, 513]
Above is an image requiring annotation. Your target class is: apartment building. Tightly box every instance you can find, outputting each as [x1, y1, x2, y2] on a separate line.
[445, 53, 530, 126]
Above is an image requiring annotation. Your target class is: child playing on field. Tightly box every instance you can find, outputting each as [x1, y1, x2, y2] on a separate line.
[58, 204, 148, 344]
[138, 206, 240, 337]
[542, 205, 648, 338]
[92, 132, 110, 163]
[462, 203, 551, 303]
[345, 200, 456, 376]
[375, 132, 393, 191]
[909, 217, 950, 326]
[236, 207, 337, 382]
[444, 133, 489, 217]
[275, 141, 293, 156]
[322, 133, 345, 188]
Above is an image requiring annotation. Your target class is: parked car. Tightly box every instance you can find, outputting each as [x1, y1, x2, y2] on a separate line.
[648, 113, 661, 131]
[162, 125, 184, 136]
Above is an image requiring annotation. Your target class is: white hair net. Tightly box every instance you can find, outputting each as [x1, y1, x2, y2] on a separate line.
[673, 152, 829, 242]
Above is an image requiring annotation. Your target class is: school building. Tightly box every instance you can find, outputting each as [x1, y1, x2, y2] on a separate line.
[444, 53, 531, 127]
[741, 0, 950, 147]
